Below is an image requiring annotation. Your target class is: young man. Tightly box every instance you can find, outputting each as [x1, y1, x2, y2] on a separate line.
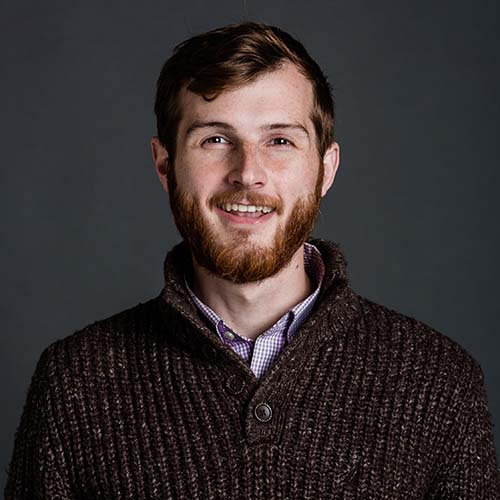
[6, 22, 500, 499]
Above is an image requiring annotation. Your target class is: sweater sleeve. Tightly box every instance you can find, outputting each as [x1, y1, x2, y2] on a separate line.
[427, 359, 500, 499]
[4, 344, 73, 500]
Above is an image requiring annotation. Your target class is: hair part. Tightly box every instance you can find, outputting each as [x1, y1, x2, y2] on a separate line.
[154, 21, 335, 163]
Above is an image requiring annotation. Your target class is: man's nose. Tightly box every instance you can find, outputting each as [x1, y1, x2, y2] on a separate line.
[226, 145, 267, 189]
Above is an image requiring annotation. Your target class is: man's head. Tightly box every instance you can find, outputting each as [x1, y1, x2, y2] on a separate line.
[151, 22, 340, 283]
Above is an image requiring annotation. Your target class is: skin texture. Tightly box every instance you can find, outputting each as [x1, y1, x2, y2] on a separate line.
[152, 62, 340, 339]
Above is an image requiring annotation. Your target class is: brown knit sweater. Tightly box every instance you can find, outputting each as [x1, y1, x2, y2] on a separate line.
[5, 239, 500, 499]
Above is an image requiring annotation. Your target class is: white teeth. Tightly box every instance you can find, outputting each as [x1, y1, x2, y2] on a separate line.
[219, 203, 274, 213]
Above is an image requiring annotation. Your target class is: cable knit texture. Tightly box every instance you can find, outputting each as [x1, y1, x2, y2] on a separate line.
[5, 239, 500, 499]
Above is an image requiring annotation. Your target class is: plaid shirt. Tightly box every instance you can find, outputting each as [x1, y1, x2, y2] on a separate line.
[185, 243, 325, 379]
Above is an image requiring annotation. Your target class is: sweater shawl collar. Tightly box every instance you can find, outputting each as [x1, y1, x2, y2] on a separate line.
[157, 238, 360, 373]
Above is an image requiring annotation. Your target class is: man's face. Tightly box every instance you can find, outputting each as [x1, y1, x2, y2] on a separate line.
[153, 62, 339, 283]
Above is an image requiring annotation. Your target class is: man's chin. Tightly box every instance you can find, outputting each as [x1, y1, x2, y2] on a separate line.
[191, 233, 301, 284]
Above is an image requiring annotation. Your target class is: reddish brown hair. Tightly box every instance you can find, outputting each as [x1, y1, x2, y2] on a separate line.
[154, 22, 335, 162]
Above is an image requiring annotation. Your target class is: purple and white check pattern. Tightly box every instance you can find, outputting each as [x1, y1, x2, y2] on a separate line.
[185, 243, 325, 379]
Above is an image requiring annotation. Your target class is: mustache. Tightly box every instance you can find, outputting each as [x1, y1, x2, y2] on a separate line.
[209, 190, 284, 213]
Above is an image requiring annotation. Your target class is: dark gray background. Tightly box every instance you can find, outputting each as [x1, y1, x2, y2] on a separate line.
[2, 0, 499, 489]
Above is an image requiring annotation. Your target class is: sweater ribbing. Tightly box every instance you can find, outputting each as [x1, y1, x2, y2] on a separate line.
[5, 238, 500, 499]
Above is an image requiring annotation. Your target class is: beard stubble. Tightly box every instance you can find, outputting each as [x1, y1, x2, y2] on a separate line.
[166, 161, 324, 284]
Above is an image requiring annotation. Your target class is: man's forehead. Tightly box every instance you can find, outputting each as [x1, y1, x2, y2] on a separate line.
[176, 66, 315, 133]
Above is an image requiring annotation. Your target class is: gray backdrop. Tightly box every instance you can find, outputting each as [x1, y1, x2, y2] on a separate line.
[2, 0, 499, 489]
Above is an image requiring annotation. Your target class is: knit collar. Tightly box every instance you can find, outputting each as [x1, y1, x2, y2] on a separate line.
[158, 238, 359, 349]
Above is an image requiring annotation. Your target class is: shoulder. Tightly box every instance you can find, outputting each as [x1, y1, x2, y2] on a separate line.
[353, 293, 482, 384]
[37, 296, 161, 372]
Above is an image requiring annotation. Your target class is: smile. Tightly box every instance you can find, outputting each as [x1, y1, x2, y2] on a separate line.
[217, 203, 275, 214]
[215, 204, 276, 225]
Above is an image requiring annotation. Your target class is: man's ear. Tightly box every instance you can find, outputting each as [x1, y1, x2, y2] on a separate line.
[151, 137, 170, 193]
[320, 141, 340, 197]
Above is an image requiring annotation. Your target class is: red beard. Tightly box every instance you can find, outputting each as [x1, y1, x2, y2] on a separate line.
[167, 162, 324, 284]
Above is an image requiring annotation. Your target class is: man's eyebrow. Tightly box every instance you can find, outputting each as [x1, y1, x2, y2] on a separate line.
[262, 123, 310, 138]
[184, 120, 310, 138]
[185, 121, 236, 137]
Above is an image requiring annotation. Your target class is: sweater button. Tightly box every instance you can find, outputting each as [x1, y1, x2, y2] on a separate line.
[254, 403, 272, 422]
[226, 375, 245, 395]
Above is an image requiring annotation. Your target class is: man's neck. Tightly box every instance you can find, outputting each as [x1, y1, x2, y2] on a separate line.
[191, 246, 312, 341]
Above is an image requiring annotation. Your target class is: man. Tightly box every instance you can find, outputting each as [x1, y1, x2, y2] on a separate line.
[5, 22, 500, 499]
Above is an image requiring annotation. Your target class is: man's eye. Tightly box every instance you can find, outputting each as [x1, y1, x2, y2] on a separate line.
[203, 136, 229, 145]
[271, 138, 292, 146]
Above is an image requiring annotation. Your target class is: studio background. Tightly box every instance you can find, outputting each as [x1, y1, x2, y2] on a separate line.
[2, 0, 499, 489]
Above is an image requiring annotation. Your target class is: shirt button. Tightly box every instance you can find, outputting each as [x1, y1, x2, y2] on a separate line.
[223, 330, 235, 341]
[254, 403, 272, 422]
